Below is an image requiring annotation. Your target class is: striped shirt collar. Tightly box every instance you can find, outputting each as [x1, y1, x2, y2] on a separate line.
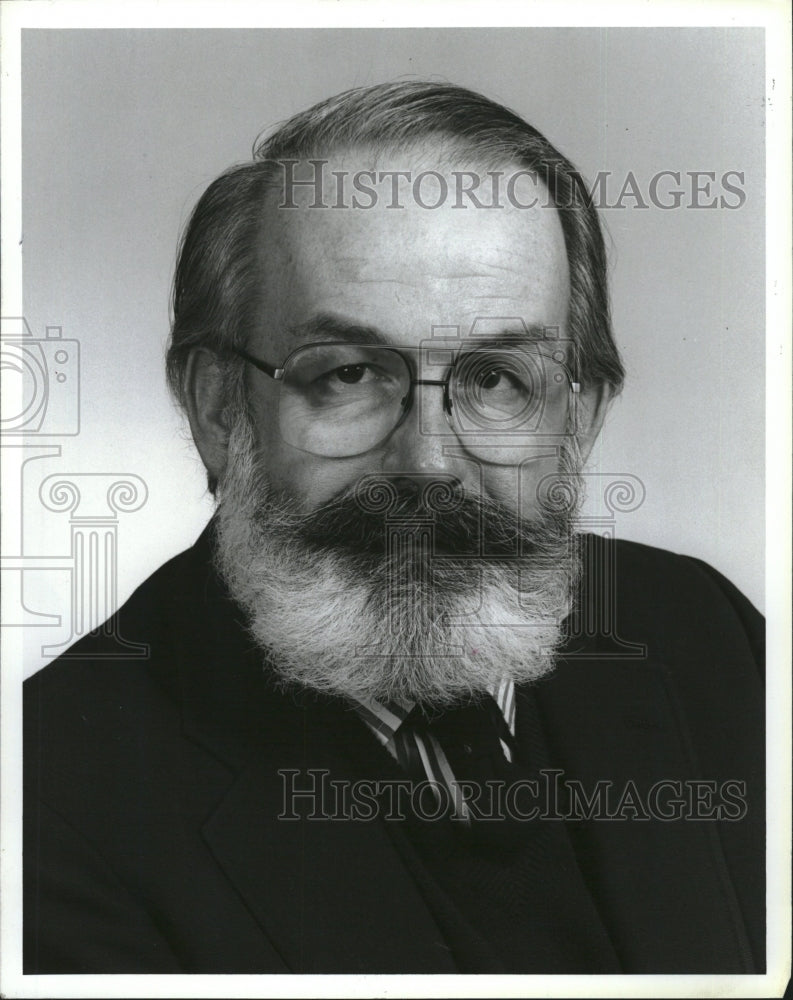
[351, 678, 517, 757]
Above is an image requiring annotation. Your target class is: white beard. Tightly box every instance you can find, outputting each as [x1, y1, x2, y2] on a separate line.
[214, 416, 582, 708]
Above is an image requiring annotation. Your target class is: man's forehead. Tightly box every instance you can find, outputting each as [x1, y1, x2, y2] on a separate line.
[254, 143, 570, 352]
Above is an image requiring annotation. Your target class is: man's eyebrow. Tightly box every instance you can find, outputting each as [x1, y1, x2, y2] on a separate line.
[464, 324, 555, 346]
[286, 314, 557, 348]
[286, 313, 387, 345]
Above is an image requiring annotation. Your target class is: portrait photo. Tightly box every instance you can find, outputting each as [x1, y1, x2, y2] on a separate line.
[1, 3, 789, 998]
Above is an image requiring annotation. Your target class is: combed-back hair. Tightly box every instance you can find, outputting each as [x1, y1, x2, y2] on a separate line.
[167, 80, 624, 434]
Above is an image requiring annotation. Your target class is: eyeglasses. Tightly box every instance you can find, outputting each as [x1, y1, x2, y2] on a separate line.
[232, 339, 580, 464]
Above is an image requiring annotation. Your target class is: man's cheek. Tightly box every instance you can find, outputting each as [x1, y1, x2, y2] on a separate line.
[261, 451, 371, 511]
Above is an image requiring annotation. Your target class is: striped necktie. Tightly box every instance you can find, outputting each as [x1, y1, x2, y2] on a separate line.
[352, 681, 517, 823]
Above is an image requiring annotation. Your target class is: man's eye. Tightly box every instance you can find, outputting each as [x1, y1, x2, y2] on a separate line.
[316, 363, 386, 388]
[479, 369, 504, 390]
[476, 367, 524, 393]
[333, 364, 369, 385]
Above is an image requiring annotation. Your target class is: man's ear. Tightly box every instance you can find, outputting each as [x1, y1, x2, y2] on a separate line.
[183, 348, 232, 488]
[574, 381, 613, 463]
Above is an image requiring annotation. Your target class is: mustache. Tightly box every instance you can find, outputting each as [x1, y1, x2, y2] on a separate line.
[263, 478, 572, 559]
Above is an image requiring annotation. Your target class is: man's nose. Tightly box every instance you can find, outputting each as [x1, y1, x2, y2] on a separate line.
[381, 381, 458, 476]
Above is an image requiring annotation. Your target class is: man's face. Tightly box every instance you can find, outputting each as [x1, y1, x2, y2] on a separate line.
[207, 148, 593, 705]
[243, 149, 572, 518]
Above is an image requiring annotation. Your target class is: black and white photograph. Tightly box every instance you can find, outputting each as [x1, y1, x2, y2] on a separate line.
[1, 2, 789, 997]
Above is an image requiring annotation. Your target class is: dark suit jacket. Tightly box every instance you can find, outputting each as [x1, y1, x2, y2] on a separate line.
[24, 526, 765, 974]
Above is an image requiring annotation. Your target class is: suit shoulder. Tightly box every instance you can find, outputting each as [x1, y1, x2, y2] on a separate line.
[23, 536, 210, 765]
[582, 533, 761, 616]
[25, 528, 213, 692]
[576, 533, 764, 680]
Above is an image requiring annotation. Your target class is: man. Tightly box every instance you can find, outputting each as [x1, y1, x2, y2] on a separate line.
[24, 81, 764, 974]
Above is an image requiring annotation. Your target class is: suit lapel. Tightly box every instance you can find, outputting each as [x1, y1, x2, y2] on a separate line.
[197, 695, 458, 973]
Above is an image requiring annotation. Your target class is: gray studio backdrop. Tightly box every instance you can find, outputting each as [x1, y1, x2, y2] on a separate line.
[17, 28, 765, 675]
